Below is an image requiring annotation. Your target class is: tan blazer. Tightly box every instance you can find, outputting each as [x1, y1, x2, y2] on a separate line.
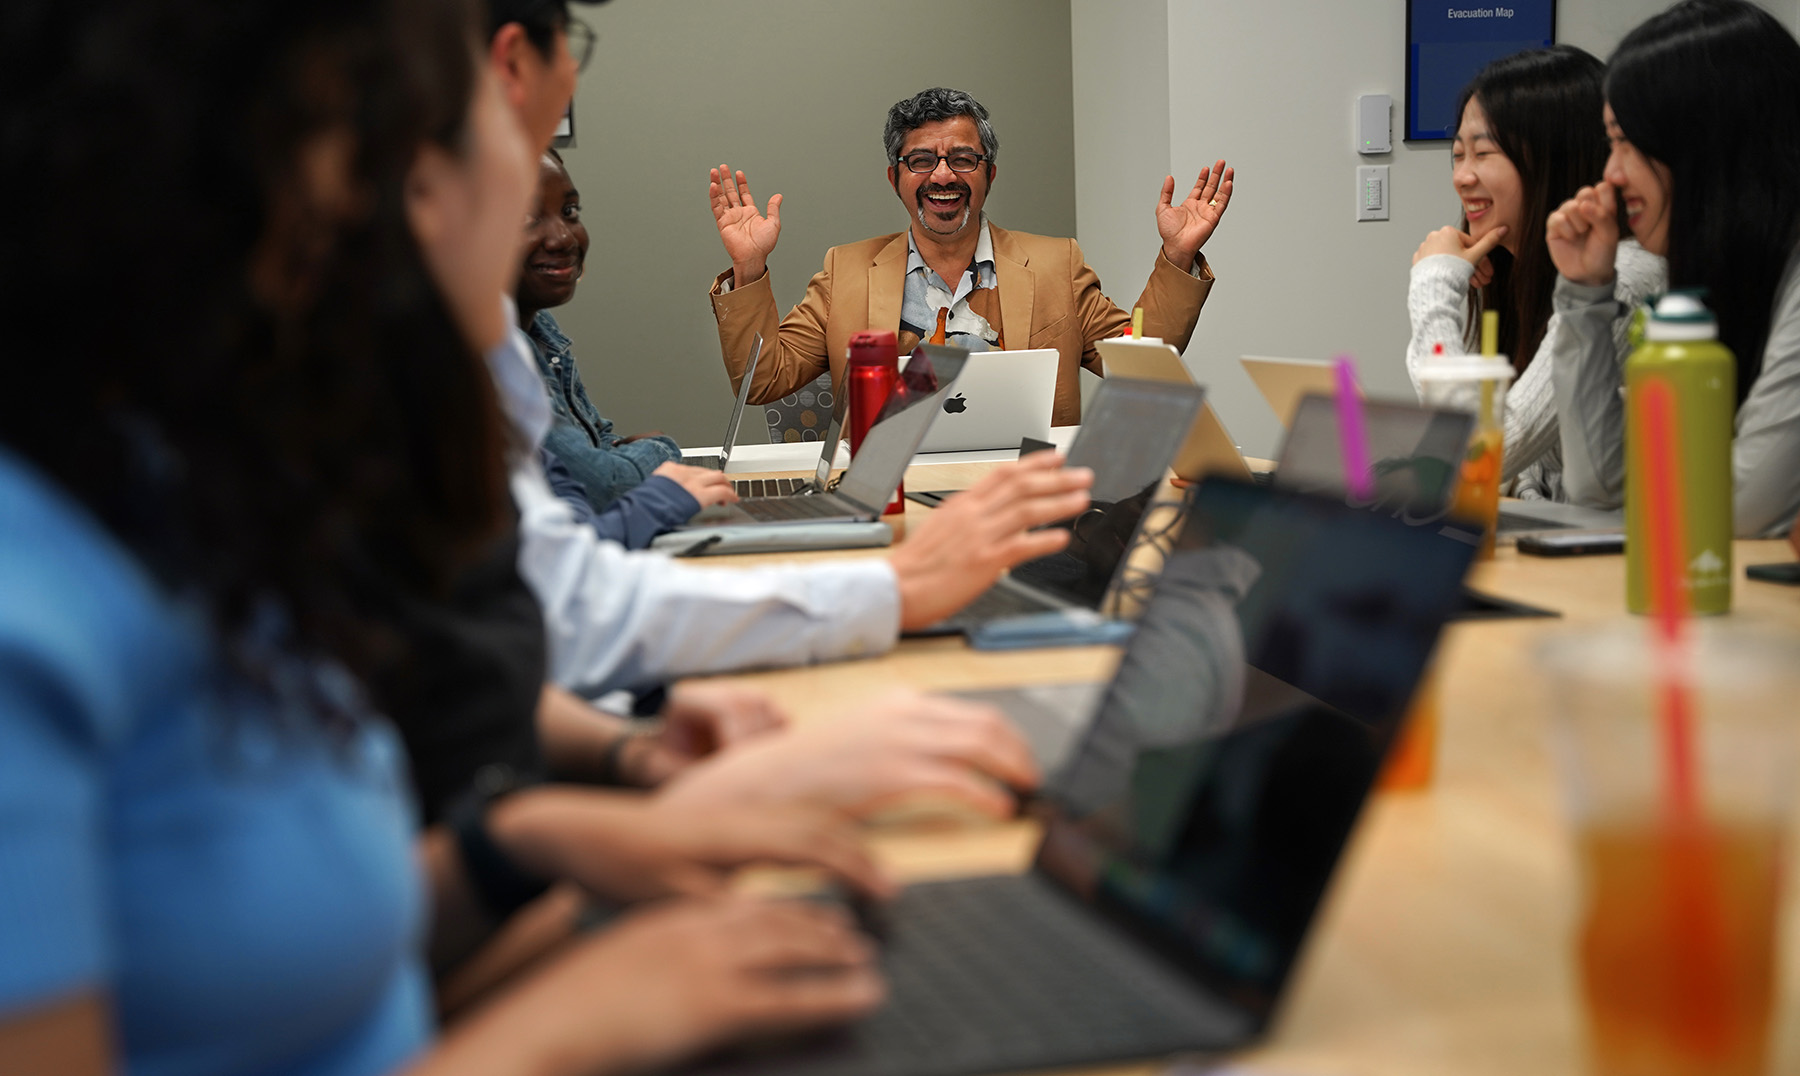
[708, 223, 1212, 426]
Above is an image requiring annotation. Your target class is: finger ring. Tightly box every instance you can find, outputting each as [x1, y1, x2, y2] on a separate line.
[1208, 199, 1219, 207]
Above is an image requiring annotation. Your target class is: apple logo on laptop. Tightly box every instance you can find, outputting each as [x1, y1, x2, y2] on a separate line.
[943, 393, 968, 415]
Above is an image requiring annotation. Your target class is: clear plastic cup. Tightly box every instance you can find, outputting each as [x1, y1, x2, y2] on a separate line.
[1417, 357, 1512, 559]
[1540, 622, 1800, 1076]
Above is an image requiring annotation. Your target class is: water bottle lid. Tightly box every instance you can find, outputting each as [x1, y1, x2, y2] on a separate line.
[1645, 291, 1718, 342]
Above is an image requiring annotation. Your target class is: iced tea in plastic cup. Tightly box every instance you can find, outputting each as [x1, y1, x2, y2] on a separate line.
[1541, 624, 1800, 1076]
[1417, 358, 1512, 560]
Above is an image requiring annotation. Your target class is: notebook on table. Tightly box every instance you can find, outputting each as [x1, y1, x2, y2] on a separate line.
[675, 345, 967, 531]
[915, 348, 1057, 453]
[908, 376, 1204, 637]
[686, 477, 1478, 1076]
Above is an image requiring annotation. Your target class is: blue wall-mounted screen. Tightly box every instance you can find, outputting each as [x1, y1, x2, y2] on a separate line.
[1406, 0, 1556, 141]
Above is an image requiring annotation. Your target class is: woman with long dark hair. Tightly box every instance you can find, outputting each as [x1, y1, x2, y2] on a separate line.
[0, 0, 886, 1072]
[1406, 45, 1667, 499]
[1547, 0, 1800, 536]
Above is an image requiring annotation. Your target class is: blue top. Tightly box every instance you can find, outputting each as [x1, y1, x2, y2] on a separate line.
[528, 310, 681, 511]
[0, 450, 432, 1076]
[540, 447, 699, 549]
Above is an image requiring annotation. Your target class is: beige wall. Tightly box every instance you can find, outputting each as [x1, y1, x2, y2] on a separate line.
[554, 0, 1076, 446]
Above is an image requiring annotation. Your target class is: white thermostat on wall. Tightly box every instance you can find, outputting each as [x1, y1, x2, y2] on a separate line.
[1357, 94, 1392, 154]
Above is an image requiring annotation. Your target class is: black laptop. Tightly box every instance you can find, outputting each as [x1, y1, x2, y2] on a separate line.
[687, 477, 1477, 1076]
[909, 376, 1204, 636]
[678, 345, 967, 529]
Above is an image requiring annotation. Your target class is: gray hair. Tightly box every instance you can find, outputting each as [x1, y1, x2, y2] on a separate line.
[883, 87, 999, 168]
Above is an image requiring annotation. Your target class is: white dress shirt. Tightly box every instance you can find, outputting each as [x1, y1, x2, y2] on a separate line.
[487, 299, 901, 695]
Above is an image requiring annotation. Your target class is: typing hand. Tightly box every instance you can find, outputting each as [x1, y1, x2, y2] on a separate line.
[1547, 182, 1621, 288]
[661, 689, 1042, 819]
[1414, 224, 1507, 288]
[654, 462, 738, 508]
[1155, 159, 1233, 268]
[709, 164, 782, 288]
[531, 897, 884, 1075]
[488, 787, 892, 904]
[888, 451, 1092, 632]
[618, 681, 789, 787]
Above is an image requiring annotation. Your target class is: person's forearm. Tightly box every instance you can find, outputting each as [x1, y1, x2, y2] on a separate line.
[538, 685, 633, 782]
[403, 954, 618, 1076]
[421, 827, 502, 974]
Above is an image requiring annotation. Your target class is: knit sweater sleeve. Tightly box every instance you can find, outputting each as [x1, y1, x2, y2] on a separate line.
[1405, 255, 1476, 396]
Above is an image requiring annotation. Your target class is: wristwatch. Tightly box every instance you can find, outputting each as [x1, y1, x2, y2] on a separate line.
[446, 763, 551, 921]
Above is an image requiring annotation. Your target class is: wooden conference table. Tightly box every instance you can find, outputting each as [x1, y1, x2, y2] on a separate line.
[685, 457, 1800, 1076]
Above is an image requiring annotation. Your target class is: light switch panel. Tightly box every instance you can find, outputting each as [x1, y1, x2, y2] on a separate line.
[1356, 165, 1389, 222]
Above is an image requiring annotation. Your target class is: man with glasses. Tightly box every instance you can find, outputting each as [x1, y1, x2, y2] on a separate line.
[487, 0, 600, 151]
[708, 86, 1234, 425]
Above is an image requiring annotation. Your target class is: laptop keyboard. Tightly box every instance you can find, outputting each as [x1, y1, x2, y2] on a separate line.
[740, 495, 855, 522]
[735, 476, 808, 499]
[691, 874, 1241, 1076]
[941, 583, 1057, 629]
[688, 454, 724, 471]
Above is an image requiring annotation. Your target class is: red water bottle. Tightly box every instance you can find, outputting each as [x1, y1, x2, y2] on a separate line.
[846, 330, 904, 514]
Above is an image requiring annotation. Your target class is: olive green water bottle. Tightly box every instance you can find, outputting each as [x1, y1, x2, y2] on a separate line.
[1625, 292, 1736, 614]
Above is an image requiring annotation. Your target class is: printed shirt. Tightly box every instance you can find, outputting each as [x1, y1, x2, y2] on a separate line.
[898, 217, 1006, 355]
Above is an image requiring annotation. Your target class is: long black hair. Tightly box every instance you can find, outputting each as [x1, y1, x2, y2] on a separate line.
[0, 0, 511, 687]
[1454, 45, 1608, 374]
[1607, 0, 1800, 403]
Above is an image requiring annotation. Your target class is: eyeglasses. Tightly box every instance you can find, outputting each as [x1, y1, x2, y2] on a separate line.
[564, 16, 597, 73]
[897, 151, 990, 174]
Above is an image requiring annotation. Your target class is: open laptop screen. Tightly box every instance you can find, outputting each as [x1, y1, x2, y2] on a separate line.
[1004, 377, 1203, 610]
[832, 345, 968, 510]
[1033, 479, 1474, 1026]
[1273, 394, 1476, 537]
[717, 332, 762, 465]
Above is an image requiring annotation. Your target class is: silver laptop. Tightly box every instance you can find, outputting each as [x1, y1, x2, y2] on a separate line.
[688, 332, 762, 473]
[686, 334, 820, 499]
[916, 347, 1056, 453]
[910, 376, 1204, 636]
[687, 478, 1478, 1076]
[677, 345, 967, 530]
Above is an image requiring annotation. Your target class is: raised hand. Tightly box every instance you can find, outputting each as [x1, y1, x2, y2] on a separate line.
[1155, 159, 1234, 267]
[1413, 224, 1508, 288]
[709, 164, 782, 287]
[1547, 182, 1621, 288]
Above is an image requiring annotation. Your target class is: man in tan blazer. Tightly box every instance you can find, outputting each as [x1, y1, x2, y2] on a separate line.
[706, 87, 1233, 426]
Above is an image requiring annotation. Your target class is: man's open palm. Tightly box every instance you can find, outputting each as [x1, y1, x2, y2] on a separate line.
[1156, 159, 1233, 266]
[710, 164, 781, 283]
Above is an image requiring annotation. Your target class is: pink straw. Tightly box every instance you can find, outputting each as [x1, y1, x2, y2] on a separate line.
[1332, 356, 1373, 499]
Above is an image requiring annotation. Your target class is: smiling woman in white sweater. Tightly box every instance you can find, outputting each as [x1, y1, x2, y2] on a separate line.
[1405, 46, 1666, 500]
